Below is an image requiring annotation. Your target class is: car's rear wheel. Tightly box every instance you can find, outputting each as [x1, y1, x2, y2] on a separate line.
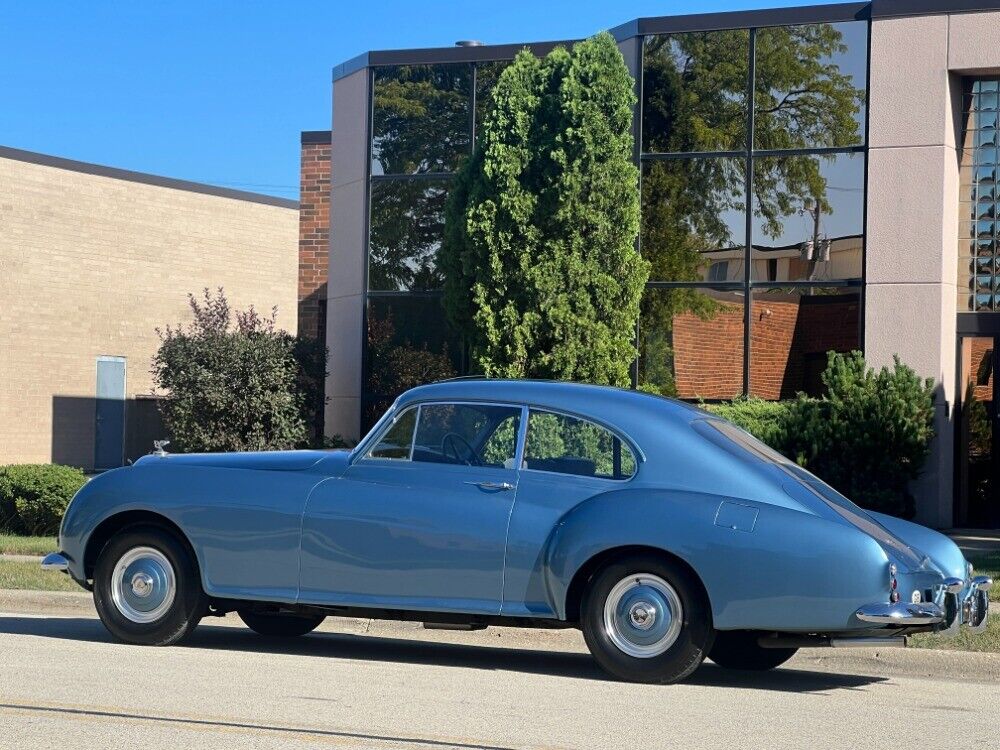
[93, 526, 206, 646]
[581, 555, 713, 684]
[238, 610, 325, 637]
[709, 630, 798, 671]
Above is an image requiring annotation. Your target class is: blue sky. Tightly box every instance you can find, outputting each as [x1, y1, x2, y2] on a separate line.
[2, 0, 816, 200]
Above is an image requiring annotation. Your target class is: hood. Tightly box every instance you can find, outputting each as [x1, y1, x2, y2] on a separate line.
[133, 449, 330, 472]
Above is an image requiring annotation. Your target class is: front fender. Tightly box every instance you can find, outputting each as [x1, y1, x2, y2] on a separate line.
[546, 489, 892, 631]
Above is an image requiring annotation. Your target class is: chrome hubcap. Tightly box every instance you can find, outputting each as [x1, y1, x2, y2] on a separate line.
[603, 574, 682, 658]
[111, 546, 176, 624]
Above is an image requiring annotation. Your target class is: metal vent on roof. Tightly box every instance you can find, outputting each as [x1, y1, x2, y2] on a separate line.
[455, 40, 484, 47]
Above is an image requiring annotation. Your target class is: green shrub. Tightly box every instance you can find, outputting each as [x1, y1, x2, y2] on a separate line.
[704, 353, 935, 518]
[0, 464, 87, 536]
[702, 398, 792, 449]
[783, 351, 935, 519]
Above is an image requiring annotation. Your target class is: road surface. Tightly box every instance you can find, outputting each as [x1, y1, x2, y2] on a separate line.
[0, 596, 995, 750]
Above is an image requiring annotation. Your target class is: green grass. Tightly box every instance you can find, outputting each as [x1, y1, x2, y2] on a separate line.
[0, 534, 57, 556]
[0, 559, 81, 592]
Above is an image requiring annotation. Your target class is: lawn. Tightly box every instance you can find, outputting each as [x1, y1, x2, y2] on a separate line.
[0, 534, 57, 556]
[0, 559, 81, 592]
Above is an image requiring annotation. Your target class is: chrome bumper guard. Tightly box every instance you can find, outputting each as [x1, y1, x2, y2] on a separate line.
[855, 575, 992, 635]
[40, 553, 69, 572]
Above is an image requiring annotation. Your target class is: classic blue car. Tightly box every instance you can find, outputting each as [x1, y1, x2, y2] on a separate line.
[43, 379, 991, 683]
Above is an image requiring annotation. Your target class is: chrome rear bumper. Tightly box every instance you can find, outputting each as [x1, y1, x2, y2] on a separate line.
[855, 601, 944, 625]
[856, 575, 992, 634]
[40, 552, 69, 572]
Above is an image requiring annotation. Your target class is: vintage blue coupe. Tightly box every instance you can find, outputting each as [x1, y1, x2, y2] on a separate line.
[44, 379, 991, 683]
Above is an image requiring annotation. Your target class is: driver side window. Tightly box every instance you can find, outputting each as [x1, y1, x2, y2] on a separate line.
[412, 403, 521, 467]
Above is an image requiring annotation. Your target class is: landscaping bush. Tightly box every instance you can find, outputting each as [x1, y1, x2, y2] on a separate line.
[152, 288, 328, 452]
[704, 352, 936, 519]
[783, 352, 935, 519]
[0, 464, 87, 536]
[702, 398, 792, 449]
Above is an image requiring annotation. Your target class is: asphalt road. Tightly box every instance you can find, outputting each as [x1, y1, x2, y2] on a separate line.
[0, 598, 996, 750]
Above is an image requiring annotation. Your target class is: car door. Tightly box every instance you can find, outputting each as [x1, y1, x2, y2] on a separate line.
[501, 408, 639, 617]
[298, 401, 525, 614]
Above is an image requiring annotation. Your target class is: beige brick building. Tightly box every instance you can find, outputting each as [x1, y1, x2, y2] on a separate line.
[0, 146, 298, 470]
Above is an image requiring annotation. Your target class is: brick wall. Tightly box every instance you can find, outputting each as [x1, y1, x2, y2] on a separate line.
[673, 292, 860, 400]
[0, 151, 298, 468]
[298, 131, 331, 342]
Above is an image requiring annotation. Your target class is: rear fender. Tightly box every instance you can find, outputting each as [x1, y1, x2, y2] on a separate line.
[546, 489, 891, 631]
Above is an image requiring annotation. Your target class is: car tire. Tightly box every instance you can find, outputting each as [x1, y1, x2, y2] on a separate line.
[581, 555, 714, 684]
[238, 610, 325, 637]
[93, 526, 206, 646]
[709, 631, 798, 671]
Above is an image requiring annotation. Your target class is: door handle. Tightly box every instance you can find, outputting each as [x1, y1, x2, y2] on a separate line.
[465, 481, 515, 491]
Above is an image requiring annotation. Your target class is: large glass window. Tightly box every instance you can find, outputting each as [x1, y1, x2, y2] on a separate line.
[960, 79, 1000, 312]
[371, 64, 472, 176]
[641, 31, 750, 154]
[363, 296, 461, 430]
[749, 287, 861, 398]
[368, 179, 449, 291]
[751, 153, 864, 282]
[638, 20, 867, 400]
[641, 158, 746, 282]
[753, 22, 867, 150]
[638, 287, 746, 400]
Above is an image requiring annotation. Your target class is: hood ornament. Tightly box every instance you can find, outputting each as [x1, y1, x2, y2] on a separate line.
[152, 440, 170, 457]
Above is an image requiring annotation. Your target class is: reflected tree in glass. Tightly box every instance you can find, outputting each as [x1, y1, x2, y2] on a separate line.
[371, 64, 472, 175]
[369, 180, 449, 290]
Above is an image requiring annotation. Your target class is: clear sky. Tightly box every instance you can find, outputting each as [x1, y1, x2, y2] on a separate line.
[2, 0, 819, 200]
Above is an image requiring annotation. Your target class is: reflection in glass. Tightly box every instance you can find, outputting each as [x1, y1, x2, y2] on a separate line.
[754, 22, 867, 150]
[638, 287, 745, 399]
[749, 287, 860, 399]
[960, 79, 1000, 311]
[641, 159, 746, 282]
[474, 60, 511, 141]
[363, 296, 461, 430]
[959, 337, 996, 526]
[641, 31, 750, 154]
[369, 179, 449, 291]
[751, 153, 864, 282]
[371, 64, 472, 175]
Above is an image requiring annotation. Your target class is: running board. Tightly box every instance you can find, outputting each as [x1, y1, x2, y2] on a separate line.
[422, 622, 488, 631]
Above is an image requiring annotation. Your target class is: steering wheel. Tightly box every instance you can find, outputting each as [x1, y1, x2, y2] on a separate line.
[441, 432, 482, 466]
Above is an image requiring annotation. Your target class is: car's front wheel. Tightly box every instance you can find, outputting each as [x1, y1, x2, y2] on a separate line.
[581, 555, 714, 684]
[93, 526, 206, 646]
[709, 630, 798, 671]
[238, 610, 325, 637]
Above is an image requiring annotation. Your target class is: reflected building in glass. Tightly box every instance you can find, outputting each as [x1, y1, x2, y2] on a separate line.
[306, 1, 1000, 528]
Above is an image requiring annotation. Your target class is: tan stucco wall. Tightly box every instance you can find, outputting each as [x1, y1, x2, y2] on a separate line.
[325, 68, 370, 441]
[867, 9, 1000, 527]
[0, 154, 298, 469]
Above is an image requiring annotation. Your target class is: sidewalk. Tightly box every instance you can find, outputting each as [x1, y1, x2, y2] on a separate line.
[945, 529, 1000, 557]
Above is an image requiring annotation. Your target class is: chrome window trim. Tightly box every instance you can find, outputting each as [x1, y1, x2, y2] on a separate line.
[361, 404, 420, 462]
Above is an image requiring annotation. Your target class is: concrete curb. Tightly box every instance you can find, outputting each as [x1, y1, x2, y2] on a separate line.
[2, 588, 998, 683]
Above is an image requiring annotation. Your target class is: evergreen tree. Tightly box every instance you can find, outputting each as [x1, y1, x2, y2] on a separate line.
[441, 33, 647, 386]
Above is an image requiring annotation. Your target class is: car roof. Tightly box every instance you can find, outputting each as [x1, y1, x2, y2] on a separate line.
[395, 379, 706, 432]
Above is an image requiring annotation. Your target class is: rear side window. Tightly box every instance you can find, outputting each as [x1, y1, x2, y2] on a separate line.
[523, 410, 636, 480]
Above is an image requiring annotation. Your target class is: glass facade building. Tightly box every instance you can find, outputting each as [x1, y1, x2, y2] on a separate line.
[318, 1, 1000, 528]
[360, 19, 869, 424]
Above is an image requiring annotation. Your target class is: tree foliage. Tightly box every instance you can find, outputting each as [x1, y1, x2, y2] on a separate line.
[0, 464, 87, 536]
[152, 289, 328, 452]
[441, 32, 647, 386]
